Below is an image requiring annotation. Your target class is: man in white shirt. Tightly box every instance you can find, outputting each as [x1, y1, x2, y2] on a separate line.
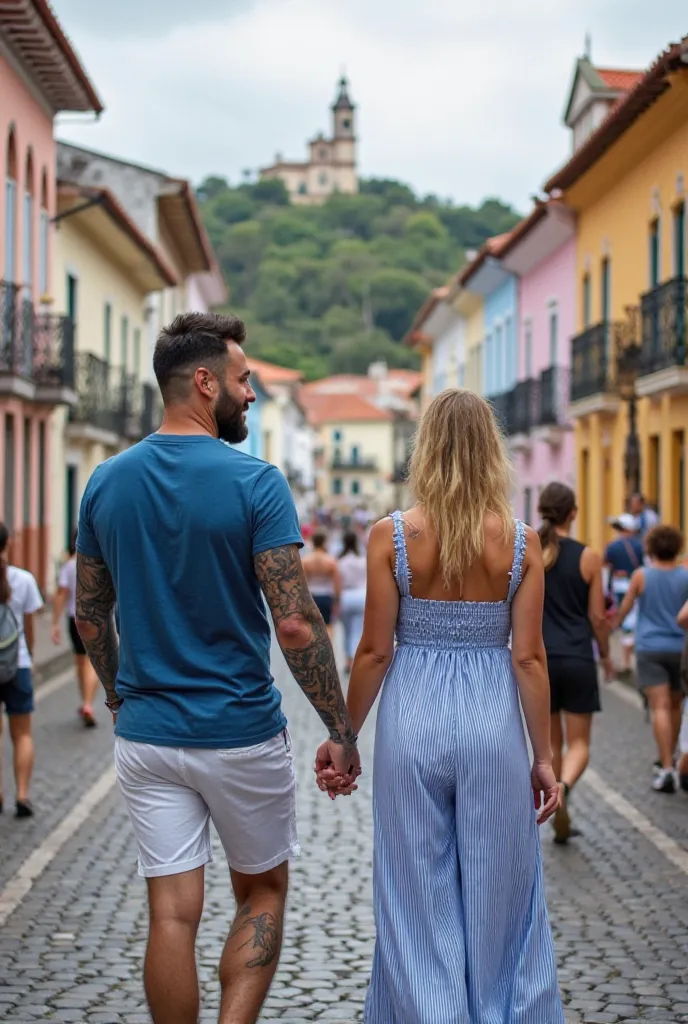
[630, 492, 659, 539]
[0, 523, 44, 817]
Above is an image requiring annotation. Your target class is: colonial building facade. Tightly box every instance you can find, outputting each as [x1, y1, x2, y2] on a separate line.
[260, 77, 357, 205]
[0, 0, 102, 588]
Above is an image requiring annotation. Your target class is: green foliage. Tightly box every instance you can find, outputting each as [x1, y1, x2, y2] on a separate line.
[199, 176, 521, 379]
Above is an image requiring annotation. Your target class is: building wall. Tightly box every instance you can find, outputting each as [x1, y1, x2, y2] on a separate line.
[484, 276, 518, 397]
[0, 55, 59, 587]
[512, 237, 577, 523]
[568, 81, 688, 551]
[463, 295, 484, 395]
[50, 217, 151, 575]
[232, 382, 266, 461]
[429, 314, 465, 395]
[317, 419, 394, 514]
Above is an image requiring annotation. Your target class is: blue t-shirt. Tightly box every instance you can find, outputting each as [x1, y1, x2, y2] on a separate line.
[604, 537, 643, 579]
[636, 566, 688, 653]
[77, 434, 303, 748]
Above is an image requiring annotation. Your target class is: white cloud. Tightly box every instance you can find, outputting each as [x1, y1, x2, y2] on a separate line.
[51, 0, 687, 209]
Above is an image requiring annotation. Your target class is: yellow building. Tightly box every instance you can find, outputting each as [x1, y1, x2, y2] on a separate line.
[546, 41, 688, 551]
[300, 369, 421, 514]
[51, 182, 176, 570]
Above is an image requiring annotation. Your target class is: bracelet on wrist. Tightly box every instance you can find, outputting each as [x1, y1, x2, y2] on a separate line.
[104, 696, 123, 711]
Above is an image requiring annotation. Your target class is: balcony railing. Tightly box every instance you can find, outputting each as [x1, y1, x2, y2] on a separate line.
[141, 382, 163, 438]
[639, 276, 687, 376]
[0, 280, 75, 391]
[538, 366, 570, 426]
[489, 389, 516, 436]
[331, 455, 378, 471]
[512, 378, 536, 434]
[70, 355, 154, 440]
[570, 322, 617, 403]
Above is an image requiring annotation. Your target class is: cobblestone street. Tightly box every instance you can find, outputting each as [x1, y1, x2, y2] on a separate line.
[2, 643, 688, 1023]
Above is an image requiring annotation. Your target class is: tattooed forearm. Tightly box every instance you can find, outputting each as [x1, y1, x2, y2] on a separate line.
[254, 544, 356, 751]
[75, 553, 119, 699]
[228, 904, 281, 969]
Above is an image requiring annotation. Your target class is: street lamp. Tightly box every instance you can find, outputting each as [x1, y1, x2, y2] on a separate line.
[616, 307, 641, 504]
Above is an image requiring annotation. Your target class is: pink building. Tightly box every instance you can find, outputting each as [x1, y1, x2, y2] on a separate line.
[0, 1, 101, 587]
[500, 201, 577, 525]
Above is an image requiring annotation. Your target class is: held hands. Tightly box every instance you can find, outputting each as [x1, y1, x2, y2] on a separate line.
[314, 738, 362, 800]
[531, 759, 561, 826]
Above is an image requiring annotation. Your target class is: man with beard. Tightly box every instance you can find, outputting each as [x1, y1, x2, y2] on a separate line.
[74, 312, 359, 1024]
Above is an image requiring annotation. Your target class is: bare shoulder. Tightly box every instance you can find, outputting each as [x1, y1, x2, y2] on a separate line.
[368, 515, 394, 546]
[522, 525, 543, 565]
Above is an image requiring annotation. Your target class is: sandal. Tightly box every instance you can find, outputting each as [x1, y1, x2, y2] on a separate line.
[82, 706, 97, 728]
[15, 800, 34, 818]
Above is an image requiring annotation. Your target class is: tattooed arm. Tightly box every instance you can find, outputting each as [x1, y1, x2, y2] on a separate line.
[254, 544, 359, 776]
[75, 553, 119, 706]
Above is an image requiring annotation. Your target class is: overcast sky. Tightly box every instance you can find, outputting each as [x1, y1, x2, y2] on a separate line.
[51, 0, 686, 212]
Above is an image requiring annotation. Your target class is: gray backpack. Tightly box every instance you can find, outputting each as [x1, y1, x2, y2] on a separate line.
[0, 603, 20, 684]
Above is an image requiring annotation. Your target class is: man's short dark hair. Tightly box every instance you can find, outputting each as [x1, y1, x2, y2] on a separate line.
[153, 312, 246, 402]
[646, 524, 683, 562]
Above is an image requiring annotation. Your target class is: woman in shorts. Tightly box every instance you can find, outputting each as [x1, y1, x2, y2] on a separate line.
[51, 530, 98, 727]
[538, 483, 611, 843]
[301, 529, 341, 637]
[616, 525, 688, 793]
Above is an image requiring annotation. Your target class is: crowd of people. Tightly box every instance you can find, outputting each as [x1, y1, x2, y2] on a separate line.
[1, 309, 688, 1022]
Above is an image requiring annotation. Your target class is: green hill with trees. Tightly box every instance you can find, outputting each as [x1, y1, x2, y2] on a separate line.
[197, 176, 521, 379]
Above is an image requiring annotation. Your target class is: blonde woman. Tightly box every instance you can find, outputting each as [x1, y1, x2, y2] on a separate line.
[317, 390, 563, 1022]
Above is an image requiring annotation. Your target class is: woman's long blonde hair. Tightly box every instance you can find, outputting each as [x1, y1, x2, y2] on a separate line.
[408, 389, 513, 586]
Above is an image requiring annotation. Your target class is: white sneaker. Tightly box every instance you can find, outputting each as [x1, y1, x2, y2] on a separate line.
[652, 768, 677, 793]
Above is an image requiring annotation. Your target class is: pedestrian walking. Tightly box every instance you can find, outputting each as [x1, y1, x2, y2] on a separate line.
[74, 312, 359, 1024]
[337, 529, 367, 673]
[301, 529, 341, 637]
[51, 529, 98, 727]
[0, 522, 43, 817]
[318, 389, 563, 1023]
[604, 513, 644, 677]
[616, 524, 688, 793]
[630, 491, 659, 539]
[538, 483, 611, 844]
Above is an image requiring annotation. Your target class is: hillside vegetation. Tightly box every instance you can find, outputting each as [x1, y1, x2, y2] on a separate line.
[197, 176, 521, 379]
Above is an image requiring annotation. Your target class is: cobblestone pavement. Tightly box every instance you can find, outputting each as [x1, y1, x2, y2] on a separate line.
[2, 645, 688, 1022]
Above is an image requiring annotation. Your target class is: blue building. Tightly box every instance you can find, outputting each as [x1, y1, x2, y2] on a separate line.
[232, 373, 270, 460]
[460, 238, 519, 400]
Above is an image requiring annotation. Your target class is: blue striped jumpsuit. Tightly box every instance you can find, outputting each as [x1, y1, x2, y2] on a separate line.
[365, 513, 563, 1024]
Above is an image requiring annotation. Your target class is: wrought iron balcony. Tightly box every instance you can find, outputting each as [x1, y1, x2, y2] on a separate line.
[538, 366, 570, 426]
[69, 353, 120, 433]
[512, 379, 536, 435]
[331, 454, 378, 471]
[141, 382, 163, 438]
[489, 389, 516, 436]
[0, 280, 75, 396]
[639, 276, 687, 376]
[570, 322, 617, 403]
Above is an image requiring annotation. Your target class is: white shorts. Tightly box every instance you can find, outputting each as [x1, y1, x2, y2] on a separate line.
[114, 730, 299, 878]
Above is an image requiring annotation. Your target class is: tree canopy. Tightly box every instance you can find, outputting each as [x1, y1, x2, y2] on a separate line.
[197, 176, 521, 379]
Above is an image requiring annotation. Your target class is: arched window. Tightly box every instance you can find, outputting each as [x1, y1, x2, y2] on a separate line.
[38, 169, 49, 296]
[4, 127, 18, 283]
[23, 148, 34, 288]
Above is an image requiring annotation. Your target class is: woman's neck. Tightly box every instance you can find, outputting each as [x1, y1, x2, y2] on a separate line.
[554, 526, 571, 538]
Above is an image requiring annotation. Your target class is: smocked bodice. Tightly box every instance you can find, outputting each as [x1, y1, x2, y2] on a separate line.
[390, 512, 526, 651]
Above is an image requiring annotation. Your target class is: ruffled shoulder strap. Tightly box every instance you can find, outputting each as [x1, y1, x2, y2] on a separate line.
[507, 519, 527, 603]
[389, 510, 411, 597]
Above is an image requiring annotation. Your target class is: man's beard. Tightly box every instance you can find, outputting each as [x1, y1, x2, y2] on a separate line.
[215, 384, 248, 444]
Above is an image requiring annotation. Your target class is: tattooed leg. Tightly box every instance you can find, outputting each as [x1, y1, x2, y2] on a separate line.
[219, 864, 288, 1024]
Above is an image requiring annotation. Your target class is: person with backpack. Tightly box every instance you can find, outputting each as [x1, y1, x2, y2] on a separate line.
[0, 522, 44, 817]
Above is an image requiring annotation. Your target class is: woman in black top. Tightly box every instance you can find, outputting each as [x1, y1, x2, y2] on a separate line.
[538, 483, 611, 843]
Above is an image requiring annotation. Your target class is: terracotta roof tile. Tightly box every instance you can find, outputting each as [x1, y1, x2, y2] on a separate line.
[595, 68, 644, 91]
[246, 357, 303, 385]
[302, 370, 422, 400]
[299, 391, 393, 426]
[546, 42, 685, 194]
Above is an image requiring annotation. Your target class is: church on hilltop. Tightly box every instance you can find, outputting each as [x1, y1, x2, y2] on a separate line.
[260, 76, 358, 205]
